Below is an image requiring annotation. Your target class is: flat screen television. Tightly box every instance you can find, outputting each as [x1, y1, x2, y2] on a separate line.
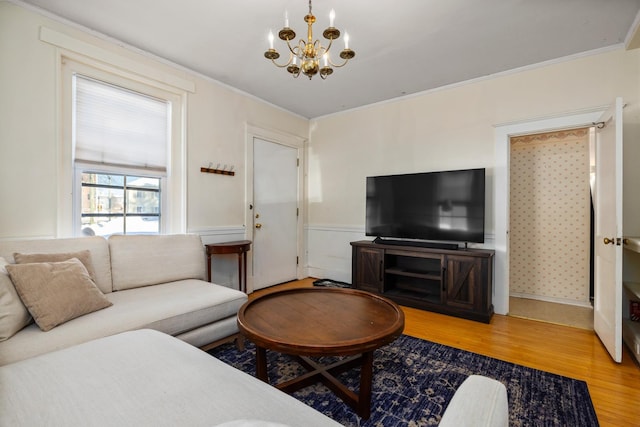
[365, 168, 485, 244]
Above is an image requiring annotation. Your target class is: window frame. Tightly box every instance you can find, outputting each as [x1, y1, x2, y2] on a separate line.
[60, 55, 187, 237]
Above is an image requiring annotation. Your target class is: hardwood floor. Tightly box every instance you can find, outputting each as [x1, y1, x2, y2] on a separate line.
[251, 278, 640, 426]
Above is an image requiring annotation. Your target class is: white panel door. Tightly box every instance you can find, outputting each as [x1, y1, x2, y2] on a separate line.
[252, 137, 298, 290]
[593, 97, 623, 363]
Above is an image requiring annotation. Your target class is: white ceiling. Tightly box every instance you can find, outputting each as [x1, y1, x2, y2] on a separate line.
[18, 0, 640, 118]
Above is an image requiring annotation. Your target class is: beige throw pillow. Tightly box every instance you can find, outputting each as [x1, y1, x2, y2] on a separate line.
[14, 250, 98, 282]
[6, 258, 112, 332]
[0, 257, 32, 341]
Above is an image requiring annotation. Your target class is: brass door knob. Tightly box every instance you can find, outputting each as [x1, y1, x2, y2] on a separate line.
[603, 237, 615, 245]
[255, 223, 262, 229]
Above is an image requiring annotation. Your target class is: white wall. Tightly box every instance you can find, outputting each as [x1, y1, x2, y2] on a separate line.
[0, 2, 308, 239]
[0, 2, 59, 238]
[2, 2, 640, 298]
[0, 2, 308, 289]
[307, 48, 640, 314]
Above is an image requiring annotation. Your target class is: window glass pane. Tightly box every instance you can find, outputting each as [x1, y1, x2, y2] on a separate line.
[127, 176, 160, 189]
[125, 217, 160, 235]
[81, 186, 124, 214]
[81, 216, 124, 237]
[82, 172, 124, 186]
[126, 189, 160, 214]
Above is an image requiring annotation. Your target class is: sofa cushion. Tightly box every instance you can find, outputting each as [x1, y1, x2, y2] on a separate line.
[105, 279, 245, 335]
[109, 234, 206, 291]
[175, 315, 239, 348]
[0, 257, 32, 341]
[0, 329, 341, 426]
[14, 250, 98, 283]
[0, 279, 246, 365]
[0, 236, 113, 294]
[5, 258, 112, 332]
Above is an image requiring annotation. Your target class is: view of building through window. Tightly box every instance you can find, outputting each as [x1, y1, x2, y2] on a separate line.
[81, 172, 160, 236]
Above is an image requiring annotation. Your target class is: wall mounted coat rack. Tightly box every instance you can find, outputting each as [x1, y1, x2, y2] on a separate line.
[200, 167, 235, 176]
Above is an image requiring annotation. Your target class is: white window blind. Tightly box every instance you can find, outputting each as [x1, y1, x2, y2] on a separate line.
[74, 75, 169, 171]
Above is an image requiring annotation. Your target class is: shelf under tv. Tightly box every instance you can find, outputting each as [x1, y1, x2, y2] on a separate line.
[373, 237, 459, 250]
[385, 267, 441, 280]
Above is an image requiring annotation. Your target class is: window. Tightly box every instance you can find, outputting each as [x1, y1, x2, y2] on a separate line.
[80, 173, 160, 236]
[60, 55, 187, 237]
[73, 74, 170, 236]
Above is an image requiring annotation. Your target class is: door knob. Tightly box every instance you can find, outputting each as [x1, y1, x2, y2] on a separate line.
[255, 223, 262, 229]
[603, 237, 615, 245]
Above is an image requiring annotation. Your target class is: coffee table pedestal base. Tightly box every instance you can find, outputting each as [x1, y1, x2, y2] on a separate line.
[256, 346, 374, 420]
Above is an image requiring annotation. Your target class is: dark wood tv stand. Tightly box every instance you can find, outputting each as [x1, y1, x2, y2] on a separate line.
[351, 240, 494, 323]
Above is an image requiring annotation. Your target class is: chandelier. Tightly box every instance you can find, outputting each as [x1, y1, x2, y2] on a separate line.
[264, 0, 355, 80]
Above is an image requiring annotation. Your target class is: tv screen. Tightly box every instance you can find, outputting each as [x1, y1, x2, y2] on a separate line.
[365, 168, 485, 243]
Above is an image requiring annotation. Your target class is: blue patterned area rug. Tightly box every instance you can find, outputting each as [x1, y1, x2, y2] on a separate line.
[312, 278, 352, 289]
[209, 335, 598, 426]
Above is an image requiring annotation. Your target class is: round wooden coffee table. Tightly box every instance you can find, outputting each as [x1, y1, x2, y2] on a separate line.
[237, 287, 405, 419]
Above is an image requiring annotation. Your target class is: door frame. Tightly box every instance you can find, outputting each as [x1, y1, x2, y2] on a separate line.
[494, 107, 607, 315]
[245, 124, 306, 293]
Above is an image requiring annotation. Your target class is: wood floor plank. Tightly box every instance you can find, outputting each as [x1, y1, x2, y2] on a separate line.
[251, 279, 640, 426]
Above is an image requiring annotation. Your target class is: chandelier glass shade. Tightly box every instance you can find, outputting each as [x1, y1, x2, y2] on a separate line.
[264, 0, 355, 80]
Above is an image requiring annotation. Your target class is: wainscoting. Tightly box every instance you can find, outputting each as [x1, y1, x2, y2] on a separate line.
[194, 224, 496, 294]
[193, 224, 364, 291]
[305, 225, 495, 285]
[190, 226, 246, 290]
[305, 225, 366, 283]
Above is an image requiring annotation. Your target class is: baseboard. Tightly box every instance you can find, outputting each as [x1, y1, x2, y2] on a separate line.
[306, 267, 351, 284]
[509, 292, 592, 308]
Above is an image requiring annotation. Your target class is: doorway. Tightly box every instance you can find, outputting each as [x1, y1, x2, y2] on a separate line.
[508, 128, 594, 329]
[245, 126, 306, 293]
[252, 138, 298, 290]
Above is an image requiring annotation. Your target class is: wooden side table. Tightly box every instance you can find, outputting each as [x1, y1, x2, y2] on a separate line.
[205, 240, 251, 293]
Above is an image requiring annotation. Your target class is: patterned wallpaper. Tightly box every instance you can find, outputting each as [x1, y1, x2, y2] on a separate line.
[509, 128, 591, 304]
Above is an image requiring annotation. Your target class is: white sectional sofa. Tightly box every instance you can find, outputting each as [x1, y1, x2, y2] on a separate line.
[0, 328, 507, 426]
[0, 329, 342, 426]
[0, 233, 507, 426]
[0, 234, 247, 365]
[0, 234, 345, 426]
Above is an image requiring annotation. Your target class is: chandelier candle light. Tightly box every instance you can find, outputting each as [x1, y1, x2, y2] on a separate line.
[264, 0, 355, 80]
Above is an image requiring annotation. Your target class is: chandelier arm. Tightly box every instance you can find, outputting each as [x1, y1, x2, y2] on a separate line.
[327, 56, 350, 68]
[323, 38, 334, 53]
[296, 39, 306, 56]
[284, 38, 300, 57]
[269, 54, 294, 68]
